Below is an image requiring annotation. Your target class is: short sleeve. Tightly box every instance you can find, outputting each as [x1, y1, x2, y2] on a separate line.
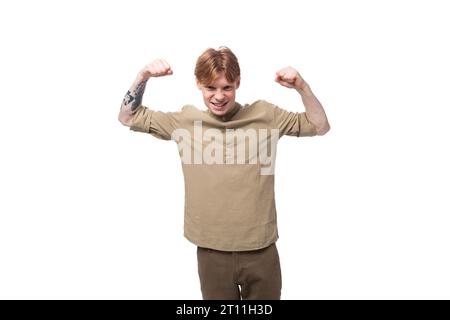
[129, 105, 183, 140]
[272, 103, 317, 137]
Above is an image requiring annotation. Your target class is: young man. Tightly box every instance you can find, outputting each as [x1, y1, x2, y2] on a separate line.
[118, 47, 330, 300]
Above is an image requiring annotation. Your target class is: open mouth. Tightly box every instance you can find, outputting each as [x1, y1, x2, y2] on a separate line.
[211, 101, 228, 108]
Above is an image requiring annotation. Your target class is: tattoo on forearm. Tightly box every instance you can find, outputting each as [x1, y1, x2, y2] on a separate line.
[131, 81, 146, 110]
[122, 80, 147, 112]
[122, 90, 134, 106]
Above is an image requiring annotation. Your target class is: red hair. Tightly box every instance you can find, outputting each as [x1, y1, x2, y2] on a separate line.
[195, 47, 240, 85]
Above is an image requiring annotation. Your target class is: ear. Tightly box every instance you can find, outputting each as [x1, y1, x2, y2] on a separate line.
[196, 78, 202, 90]
[235, 77, 241, 90]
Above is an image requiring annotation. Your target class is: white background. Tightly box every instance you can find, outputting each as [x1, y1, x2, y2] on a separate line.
[0, 0, 449, 299]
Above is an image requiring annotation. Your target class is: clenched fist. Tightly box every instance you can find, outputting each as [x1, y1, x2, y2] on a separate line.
[275, 66, 307, 90]
[138, 59, 173, 81]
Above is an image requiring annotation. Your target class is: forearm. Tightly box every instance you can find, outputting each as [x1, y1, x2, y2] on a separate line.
[296, 84, 330, 135]
[118, 74, 148, 126]
[121, 74, 148, 113]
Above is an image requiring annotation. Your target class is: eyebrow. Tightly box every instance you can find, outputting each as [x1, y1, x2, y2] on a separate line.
[207, 85, 233, 89]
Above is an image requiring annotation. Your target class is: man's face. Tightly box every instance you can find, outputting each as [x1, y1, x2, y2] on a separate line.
[197, 72, 240, 116]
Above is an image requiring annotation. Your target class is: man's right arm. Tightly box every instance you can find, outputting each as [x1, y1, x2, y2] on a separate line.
[118, 59, 173, 127]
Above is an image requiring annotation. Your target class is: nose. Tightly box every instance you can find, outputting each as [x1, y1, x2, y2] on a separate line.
[214, 90, 225, 101]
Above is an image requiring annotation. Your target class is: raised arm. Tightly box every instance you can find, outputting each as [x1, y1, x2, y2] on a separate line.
[118, 59, 173, 127]
[275, 66, 330, 135]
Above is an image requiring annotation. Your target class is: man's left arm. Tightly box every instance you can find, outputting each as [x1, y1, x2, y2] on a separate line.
[275, 67, 330, 135]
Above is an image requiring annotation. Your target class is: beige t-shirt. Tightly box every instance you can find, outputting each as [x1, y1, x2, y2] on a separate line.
[130, 100, 317, 251]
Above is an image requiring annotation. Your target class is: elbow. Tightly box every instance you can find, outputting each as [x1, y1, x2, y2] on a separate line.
[118, 111, 132, 127]
[316, 122, 330, 136]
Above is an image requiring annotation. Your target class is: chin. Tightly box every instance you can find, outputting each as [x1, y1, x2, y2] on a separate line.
[210, 108, 228, 115]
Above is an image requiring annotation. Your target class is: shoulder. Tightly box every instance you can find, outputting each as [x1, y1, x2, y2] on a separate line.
[181, 104, 201, 112]
[245, 99, 277, 115]
[247, 99, 276, 110]
[180, 104, 203, 116]
[235, 100, 276, 123]
[177, 104, 207, 122]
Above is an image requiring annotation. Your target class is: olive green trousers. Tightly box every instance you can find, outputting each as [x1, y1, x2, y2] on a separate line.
[197, 243, 282, 300]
